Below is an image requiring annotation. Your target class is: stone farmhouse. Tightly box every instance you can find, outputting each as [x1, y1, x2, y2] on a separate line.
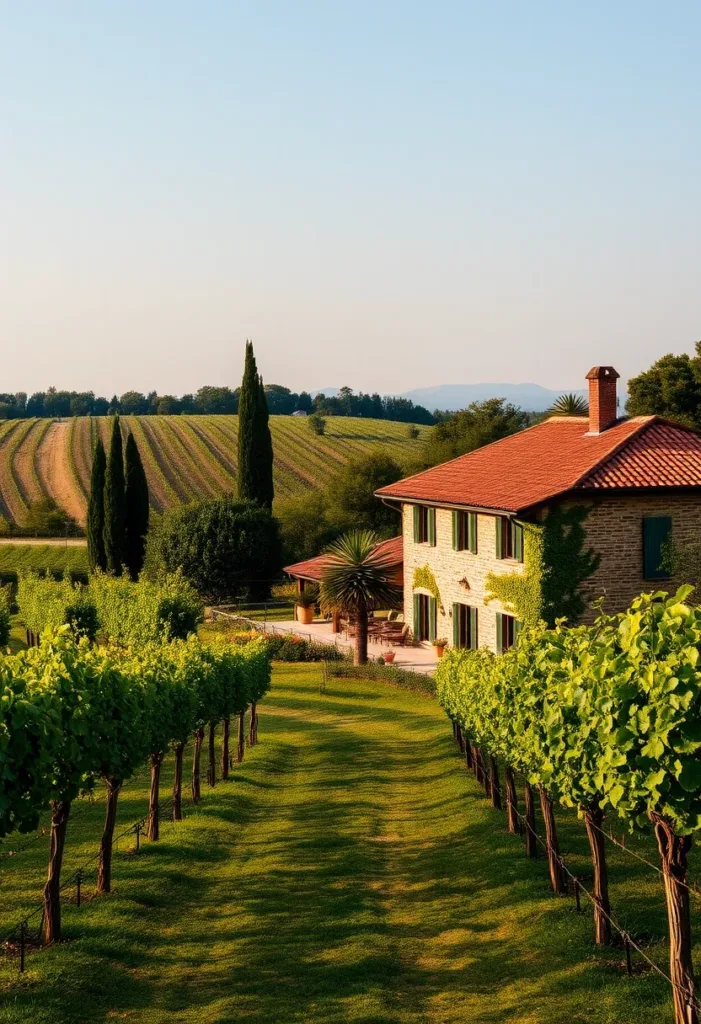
[375, 366, 701, 654]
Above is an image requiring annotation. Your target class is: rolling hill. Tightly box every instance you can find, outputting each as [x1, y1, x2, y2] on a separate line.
[0, 416, 429, 527]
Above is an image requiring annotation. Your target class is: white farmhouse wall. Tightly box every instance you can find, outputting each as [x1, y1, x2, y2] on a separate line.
[402, 504, 525, 652]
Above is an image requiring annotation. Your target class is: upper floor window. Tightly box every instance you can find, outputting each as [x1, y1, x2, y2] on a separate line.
[413, 505, 436, 546]
[495, 516, 523, 562]
[452, 510, 478, 553]
[643, 516, 672, 580]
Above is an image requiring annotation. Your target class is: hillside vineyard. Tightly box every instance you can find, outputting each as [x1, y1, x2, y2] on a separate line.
[0, 416, 427, 526]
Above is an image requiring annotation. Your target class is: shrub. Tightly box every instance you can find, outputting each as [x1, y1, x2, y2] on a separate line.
[308, 413, 326, 436]
[153, 497, 282, 602]
[226, 629, 347, 663]
[90, 571, 202, 645]
[17, 572, 99, 641]
[23, 498, 77, 537]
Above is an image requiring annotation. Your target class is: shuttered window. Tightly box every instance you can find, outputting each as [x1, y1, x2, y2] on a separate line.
[414, 593, 435, 641]
[413, 506, 436, 545]
[496, 517, 523, 561]
[427, 508, 436, 547]
[453, 603, 478, 649]
[512, 522, 524, 563]
[453, 511, 478, 553]
[643, 516, 672, 580]
[496, 612, 520, 653]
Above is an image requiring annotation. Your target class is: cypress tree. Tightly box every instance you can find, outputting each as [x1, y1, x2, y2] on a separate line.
[237, 340, 274, 508]
[256, 374, 274, 508]
[103, 416, 126, 575]
[124, 432, 150, 581]
[86, 437, 107, 572]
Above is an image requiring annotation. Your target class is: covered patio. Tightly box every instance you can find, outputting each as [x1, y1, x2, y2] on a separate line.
[249, 616, 440, 675]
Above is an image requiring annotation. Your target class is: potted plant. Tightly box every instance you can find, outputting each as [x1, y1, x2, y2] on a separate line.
[295, 586, 318, 625]
[433, 637, 448, 659]
[383, 649, 396, 663]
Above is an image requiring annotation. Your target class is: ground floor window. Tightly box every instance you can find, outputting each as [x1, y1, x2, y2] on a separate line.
[453, 603, 478, 649]
[413, 592, 437, 642]
[496, 611, 520, 653]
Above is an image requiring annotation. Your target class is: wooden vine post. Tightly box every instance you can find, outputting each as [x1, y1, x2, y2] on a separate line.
[207, 722, 217, 787]
[172, 742, 185, 820]
[489, 755, 502, 810]
[582, 804, 611, 944]
[249, 702, 257, 746]
[473, 745, 484, 786]
[221, 718, 230, 779]
[237, 710, 246, 763]
[523, 783, 537, 857]
[43, 800, 71, 944]
[148, 753, 163, 841]
[651, 814, 698, 1024]
[538, 786, 565, 894]
[463, 731, 473, 769]
[192, 727, 204, 803]
[504, 766, 521, 835]
[97, 777, 121, 894]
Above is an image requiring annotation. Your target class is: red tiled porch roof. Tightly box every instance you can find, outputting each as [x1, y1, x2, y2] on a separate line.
[375, 416, 701, 513]
[284, 535, 403, 582]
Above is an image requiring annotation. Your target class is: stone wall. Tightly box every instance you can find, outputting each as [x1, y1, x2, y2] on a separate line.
[559, 493, 701, 622]
[402, 505, 525, 652]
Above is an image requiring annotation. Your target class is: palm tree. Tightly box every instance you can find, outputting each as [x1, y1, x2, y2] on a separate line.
[548, 393, 589, 416]
[320, 531, 401, 666]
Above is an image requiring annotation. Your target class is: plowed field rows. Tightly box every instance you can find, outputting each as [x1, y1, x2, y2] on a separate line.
[0, 416, 426, 526]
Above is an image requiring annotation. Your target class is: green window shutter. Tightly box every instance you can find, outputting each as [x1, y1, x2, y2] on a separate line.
[470, 606, 478, 649]
[428, 597, 437, 642]
[495, 517, 503, 559]
[513, 522, 524, 563]
[413, 593, 421, 638]
[413, 506, 420, 543]
[495, 611, 503, 654]
[468, 512, 478, 554]
[514, 619, 522, 647]
[643, 516, 672, 580]
[452, 603, 460, 647]
[452, 510, 459, 551]
[428, 507, 436, 546]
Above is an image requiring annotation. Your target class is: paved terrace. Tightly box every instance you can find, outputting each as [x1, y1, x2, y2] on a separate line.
[212, 612, 439, 675]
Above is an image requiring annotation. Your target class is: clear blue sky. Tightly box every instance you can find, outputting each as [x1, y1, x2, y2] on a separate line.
[1, 1, 699, 397]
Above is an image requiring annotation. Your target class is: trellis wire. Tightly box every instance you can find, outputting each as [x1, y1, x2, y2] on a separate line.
[453, 728, 701, 1018]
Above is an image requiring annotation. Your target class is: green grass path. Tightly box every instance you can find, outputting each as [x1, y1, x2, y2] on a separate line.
[0, 665, 678, 1023]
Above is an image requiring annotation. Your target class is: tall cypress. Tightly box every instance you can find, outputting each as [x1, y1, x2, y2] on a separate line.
[124, 432, 150, 581]
[237, 340, 274, 508]
[86, 437, 107, 572]
[103, 415, 126, 575]
[255, 373, 274, 508]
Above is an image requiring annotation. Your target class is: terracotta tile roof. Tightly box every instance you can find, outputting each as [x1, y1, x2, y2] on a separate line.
[375, 416, 701, 513]
[580, 420, 701, 489]
[285, 535, 403, 581]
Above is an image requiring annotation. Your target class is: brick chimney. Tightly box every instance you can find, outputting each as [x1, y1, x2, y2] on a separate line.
[586, 366, 620, 434]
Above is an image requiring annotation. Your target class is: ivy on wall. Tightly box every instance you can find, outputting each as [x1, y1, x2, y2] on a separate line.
[486, 506, 600, 627]
[413, 565, 443, 611]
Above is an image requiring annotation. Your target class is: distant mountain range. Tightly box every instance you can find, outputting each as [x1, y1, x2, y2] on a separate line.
[312, 383, 592, 413]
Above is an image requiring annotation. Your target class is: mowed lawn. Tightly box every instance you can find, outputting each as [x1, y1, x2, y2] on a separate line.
[0, 664, 684, 1023]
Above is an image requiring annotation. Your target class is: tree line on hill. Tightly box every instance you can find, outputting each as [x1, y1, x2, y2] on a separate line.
[0, 383, 434, 423]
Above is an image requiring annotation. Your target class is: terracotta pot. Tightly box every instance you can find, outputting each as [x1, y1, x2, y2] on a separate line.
[433, 645, 446, 659]
[296, 605, 314, 625]
[383, 650, 396, 663]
